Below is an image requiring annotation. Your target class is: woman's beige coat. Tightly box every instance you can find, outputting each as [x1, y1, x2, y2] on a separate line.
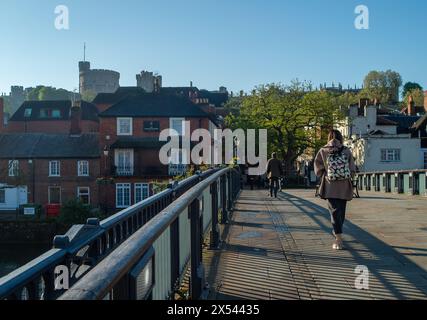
[314, 139, 356, 201]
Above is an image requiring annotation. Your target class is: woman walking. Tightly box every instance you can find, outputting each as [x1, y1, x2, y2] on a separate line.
[314, 129, 356, 250]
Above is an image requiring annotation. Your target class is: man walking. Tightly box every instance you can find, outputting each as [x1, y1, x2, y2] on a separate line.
[266, 152, 284, 198]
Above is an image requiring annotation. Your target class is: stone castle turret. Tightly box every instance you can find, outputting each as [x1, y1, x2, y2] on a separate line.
[79, 61, 120, 95]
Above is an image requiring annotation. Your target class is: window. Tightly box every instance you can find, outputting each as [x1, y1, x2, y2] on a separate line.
[48, 187, 61, 204]
[49, 161, 60, 177]
[115, 149, 134, 176]
[0, 189, 5, 204]
[8, 160, 19, 177]
[78, 160, 89, 176]
[143, 121, 160, 132]
[170, 118, 186, 136]
[77, 187, 90, 205]
[116, 183, 131, 208]
[381, 149, 401, 162]
[135, 183, 149, 203]
[40, 108, 61, 119]
[24, 108, 32, 118]
[424, 151, 427, 170]
[117, 117, 133, 135]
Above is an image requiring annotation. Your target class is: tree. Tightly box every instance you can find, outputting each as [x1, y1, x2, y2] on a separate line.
[362, 70, 402, 104]
[403, 88, 424, 107]
[402, 82, 423, 98]
[81, 90, 97, 102]
[26, 86, 72, 101]
[225, 82, 344, 173]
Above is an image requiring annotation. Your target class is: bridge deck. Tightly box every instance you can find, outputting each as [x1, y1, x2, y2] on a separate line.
[205, 189, 427, 300]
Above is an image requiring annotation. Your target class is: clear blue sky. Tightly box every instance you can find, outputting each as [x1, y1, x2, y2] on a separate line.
[0, 0, 426, 95]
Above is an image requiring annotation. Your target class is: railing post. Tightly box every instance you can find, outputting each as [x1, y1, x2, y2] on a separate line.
[227, 171, 232, 212]
[220, 175, 228, 224]
[168, 181, 180, 297]
[189, 198, 204, 300]
[210, 181, 220, 249]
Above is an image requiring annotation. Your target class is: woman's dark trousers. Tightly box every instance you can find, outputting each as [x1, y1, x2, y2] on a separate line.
[327, 198, 347, 235]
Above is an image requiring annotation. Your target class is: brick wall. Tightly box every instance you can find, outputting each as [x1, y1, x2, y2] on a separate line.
[0, 158, 100, 208]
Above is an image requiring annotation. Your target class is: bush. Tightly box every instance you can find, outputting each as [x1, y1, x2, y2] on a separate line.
[58, 200, 103, 226]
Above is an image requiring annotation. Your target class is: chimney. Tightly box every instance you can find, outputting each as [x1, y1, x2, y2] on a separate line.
[70, 100, 82, 136]
[408, 95, 415, 116]
[0, 97, 4, 132]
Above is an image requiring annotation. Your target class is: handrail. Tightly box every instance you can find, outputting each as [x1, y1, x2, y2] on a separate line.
[59, 167, 240, 300]
[357, 169, 427, 175]
[0, 168, 220, 300]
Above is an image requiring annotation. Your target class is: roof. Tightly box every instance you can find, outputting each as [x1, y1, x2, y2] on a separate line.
[92, 87, 146, 104]
[9, 100, 99, 122]
[198, 90, 229, 108]
[376, 116, 398, 126]
[412, 113, 427, 131]
[99, 92, 213, 119]
[0, 133, 100, 159]
[380, 115, 420, 134]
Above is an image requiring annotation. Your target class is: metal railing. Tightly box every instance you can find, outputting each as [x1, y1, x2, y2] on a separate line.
[356, 169, 427, 196]
[58, 167, 241, 300]
[0, 168, 236, 300]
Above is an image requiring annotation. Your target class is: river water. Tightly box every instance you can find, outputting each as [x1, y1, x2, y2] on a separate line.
[0, 244, 51, 278]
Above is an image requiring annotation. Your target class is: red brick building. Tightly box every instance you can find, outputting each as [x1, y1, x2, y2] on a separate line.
[0, 133, 100, 213]
[96, 91, 220, 210]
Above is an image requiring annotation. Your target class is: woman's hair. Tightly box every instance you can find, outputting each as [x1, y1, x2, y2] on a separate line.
[328, 129, 344, 144]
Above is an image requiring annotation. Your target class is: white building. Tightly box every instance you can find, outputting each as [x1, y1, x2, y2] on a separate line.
[338, 101, 427, 172]
[0, 184, 27, 212]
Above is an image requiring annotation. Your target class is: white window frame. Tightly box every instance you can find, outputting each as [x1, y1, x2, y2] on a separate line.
[49, 160, 61, 177]
[169, 117, 186, 136]
[114, 149, 134, 175]
[135, 183, 150, 204]
[117, 117, 133, 136]
[77, 187, 90, 205]
[77, 160, 89, 177]
[381, 149, 401, 162]
[8, 160, 19, 177]
[116, 183, 131, 208]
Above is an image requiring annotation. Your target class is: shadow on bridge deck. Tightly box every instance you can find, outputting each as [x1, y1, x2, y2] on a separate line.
[205, 189, 427, 300]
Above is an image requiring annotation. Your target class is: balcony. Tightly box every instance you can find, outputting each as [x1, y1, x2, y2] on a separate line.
[115, 166, 134, 177]
[168, 164, 188, 176]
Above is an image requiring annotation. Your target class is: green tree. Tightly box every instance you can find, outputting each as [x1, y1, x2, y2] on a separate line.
[27, 86, 72, 101]
[362, 70, 402, 104]
[225, 82, 344, 173]
[81, 90, 97, 102]
[402, 82, 423, 98]
[403, 88, 424, 107]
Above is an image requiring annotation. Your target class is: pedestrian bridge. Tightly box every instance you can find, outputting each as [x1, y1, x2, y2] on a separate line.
[1, 168, 427, 300]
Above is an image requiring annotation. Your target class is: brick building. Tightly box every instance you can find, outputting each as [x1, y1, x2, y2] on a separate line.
[0, 133, 100, 212]
[96, 91, 220, 210]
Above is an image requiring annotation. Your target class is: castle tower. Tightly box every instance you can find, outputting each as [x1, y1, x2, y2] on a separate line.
[136, 71, 162, 93]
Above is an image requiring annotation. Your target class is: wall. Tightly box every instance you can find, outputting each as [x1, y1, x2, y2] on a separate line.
[80, 69, 120, 94]
[359, 137, 422, 172]
[0, 158, 100, 209]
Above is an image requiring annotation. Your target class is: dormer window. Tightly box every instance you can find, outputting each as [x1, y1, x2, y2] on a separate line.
[40, 108, 61, 119]
[24, 108, 32, 118]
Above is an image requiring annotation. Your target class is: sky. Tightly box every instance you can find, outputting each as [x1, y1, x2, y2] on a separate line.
[0, 0, 426, 95]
